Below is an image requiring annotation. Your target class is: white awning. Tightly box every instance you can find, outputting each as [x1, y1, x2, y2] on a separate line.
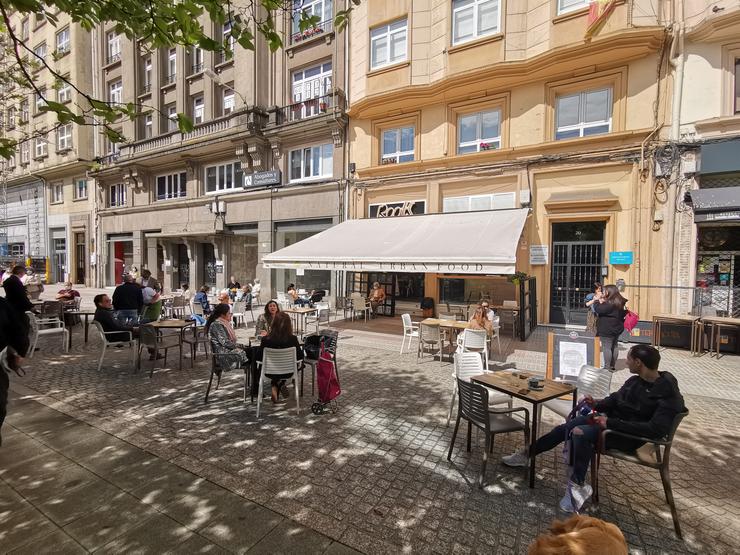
[262, 208, 529, 275]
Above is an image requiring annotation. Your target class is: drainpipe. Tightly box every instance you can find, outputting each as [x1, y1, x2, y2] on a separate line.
[91, 26, 102, 287]
[665, 2, 684, 314]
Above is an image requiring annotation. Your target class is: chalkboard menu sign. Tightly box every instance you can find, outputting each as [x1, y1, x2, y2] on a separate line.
[546, 331, 601, 382]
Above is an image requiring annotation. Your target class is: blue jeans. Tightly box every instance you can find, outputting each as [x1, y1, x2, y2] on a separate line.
[115, 309, 139, 326]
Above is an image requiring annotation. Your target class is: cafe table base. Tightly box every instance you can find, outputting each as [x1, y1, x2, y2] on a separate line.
[471, 371, 577, 488]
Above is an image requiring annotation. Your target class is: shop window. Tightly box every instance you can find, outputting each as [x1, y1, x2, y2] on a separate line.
[73, 178, 88, 200]
[289, 144, 333, 181]
[274, 220, 333, 295]
[370, 18, 407, 70]
[109, 183, 126, 207]
[443, 192, 516, 212]
[452, 0, 500, 45]
[555, 87, 612, 140]
[9, 243, 25, 257]
[381, 126, 414, 164]
[458, 108, 501, 153]
[205, 161, 244, 193]
[156, 171, 187, 200]
[557, 0, 589, 15]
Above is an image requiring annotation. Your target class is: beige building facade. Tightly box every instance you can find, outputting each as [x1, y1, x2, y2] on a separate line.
[344, 0, 681, 326]
[92, 1, 349, 296]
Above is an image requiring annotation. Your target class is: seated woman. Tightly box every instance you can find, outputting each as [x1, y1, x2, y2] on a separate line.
[193, 285, 212, 315]
[236, 284, 253, 304]
[217, 290, 232, 307]
[255, 300, 280, 337]
[287, 284, 300, 303]
[256, 311, 304, 404]
[468, 306, 493, 335]
[206, 303, 249, 376]
[180, 283, 193, 302]
[369, 282, 386, 313]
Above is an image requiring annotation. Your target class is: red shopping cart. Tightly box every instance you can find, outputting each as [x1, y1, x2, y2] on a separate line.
[311, 339, 341, 414]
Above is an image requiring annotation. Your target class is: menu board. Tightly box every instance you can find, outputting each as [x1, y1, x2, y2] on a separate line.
[546, 331, 601, 382]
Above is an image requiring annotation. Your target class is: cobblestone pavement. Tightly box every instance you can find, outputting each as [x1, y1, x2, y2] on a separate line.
[4, 307, 740, 554]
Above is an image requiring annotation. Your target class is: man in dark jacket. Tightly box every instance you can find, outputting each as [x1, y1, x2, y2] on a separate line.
[1, 297, 30, 446]
[503, 344, 686, 513]
[2, 265, 33, 314]
[94, 293, 136, 342]
[112, 274, 143, 325]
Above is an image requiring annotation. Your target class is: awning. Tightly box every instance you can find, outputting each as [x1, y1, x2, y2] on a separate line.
[691, 187, 740, 223]
[262, 208, 529, 275]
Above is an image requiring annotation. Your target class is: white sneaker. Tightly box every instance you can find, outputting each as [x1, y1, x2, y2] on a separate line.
[559, 480, 593, 513]
[501, 449, 528, 467]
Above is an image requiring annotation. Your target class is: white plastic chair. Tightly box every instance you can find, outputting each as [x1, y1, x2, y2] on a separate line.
[232, 300, 247, 328]
[417, 323, 444, 366]
[349, 292, 371, 321]
[456, 328, 489, 370]
[91, 320, 136, 372]
[255, 347, 302, 418]
[447, 352, 513, 426]
[191, 302, 204, 316]
[538, 365, 614, 427]
[276, 292, 292, 309]
[306, 302, 330, 333]
[400, 313, 420, 354]
[26, 311, 68, 357]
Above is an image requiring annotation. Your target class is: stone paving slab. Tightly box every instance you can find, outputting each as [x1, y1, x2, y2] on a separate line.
[4, 314, 740, 554]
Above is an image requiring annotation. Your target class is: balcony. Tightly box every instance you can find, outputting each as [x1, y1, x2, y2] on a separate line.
[290, 19, 334, 45]
[163, 73, 177, 86]
[139, 83, 152, 95]
[105, 53, 121, 66]
[274, 91, 344, 125]
[96, 152, 120, 168]
[190, 63, 204, 75]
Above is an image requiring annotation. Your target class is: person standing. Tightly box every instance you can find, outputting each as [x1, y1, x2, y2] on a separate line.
[226, 276, 241, 300]
[0, 296, 30, 446]
[140, 287, 162, 323]
[112, 274, 144, 325]
[585, 282, 602, 334]
[2, 265, 33, 314]
[594, 284, 627, 370]
[138, 269, 161, 293]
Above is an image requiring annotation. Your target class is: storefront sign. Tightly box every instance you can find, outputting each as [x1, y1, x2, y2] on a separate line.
[244, 170, 281, 189]
[609, 251, 634, 265]
[368, 200, 425, 218]
[529, 245, 548, 265]
[263, 259, 515, 274]
[694, 210, 740, 223]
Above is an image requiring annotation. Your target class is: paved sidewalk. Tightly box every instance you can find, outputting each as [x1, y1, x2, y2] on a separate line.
[0, 395, 357, 554]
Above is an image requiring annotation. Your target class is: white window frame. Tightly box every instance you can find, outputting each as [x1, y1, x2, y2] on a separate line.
[143, 57, 152, 89]
[109, 183, 126, 207]
[204, 161, 244, 194]
[166, 104, 178, 131]
[143, 114, 153, 138]
[34, 135, 48, 158]
[51, 182, 64, 204]
[370, 19, 407, 70]
[7, 107, 16, 128]
[107, 31, 120, 62]
[452, 0, 501, 45]
[56, 27, 70, 54]
[35, 90, 47, 114]
[106, 132, 120, 155]
[288, 143, 333, 182]
[20, 100, 29, 122]
[191, 47, 204, 73]
[555, 87, 613, 140]
[7, 154, 16, 169]
[443, 192, 516, 213]
[73, 178, 88, 200]
[57, 123, 73, 151]
[156, 171, 188, 200]
[192, 95, 204, 124]
[222, 89, 235, 115]
[57, 80, 72, 103]
[221, 21, 235, 61]
[108, 80, 122, 105]
[21, 18, 29, 40]
[457, 108, 501, 154]
[292, 0, 333, 36]
[557, 0, 589, 16]
[381, 126, 415, 164]
[20, 141, 30, 164]
[33, 42, 46, 61]
[292, 61, 332, 103]
[167, 48, 177, 81]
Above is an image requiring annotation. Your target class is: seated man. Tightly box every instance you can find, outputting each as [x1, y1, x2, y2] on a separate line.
[369, 282, 386, 313]
[56, 281, 80, 304]
[502, 344, 686, 513]
[94, 293, 137, 343]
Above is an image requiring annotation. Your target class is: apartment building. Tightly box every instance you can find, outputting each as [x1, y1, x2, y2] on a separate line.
[1, 12, 94, 284]
[92, 0, 348, 297]
[317, 0, 675, 325]
[669, 1, 740, 321]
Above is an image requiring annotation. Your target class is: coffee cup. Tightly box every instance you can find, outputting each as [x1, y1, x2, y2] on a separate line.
[528, 377, 541, 389]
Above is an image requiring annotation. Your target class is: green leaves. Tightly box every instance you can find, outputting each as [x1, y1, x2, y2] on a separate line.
[176, 113, 194, 133]
[0, 138, 19, 161]
[38, 101, 85, 125]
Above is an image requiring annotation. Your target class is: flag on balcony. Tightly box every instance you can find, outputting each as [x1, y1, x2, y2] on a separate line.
[585, 0, 617, 39]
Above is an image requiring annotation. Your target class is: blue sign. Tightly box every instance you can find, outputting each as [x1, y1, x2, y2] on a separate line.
[609, 251, 634, 265]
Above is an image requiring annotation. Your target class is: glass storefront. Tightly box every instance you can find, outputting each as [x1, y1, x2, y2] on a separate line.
[439, 275, 514, 306]
[273, 219, 333, 295]
[229, 232, 258, 284]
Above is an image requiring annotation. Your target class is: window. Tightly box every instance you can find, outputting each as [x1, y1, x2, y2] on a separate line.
[555, 87, 612, 140]
[381, 126, 414, 164]
[10, 243, 25, 257]
[57, 79, 72, 103]
[192, 95, 204, 124]
[57, 123, 73, 151]
[370, 19, 407, 70]
[166, 104, 178, 131]
[443, 192, 516, 213]
[35, 89, 47, 114]
[221, 21, 235, 62]
[292, 0, 333, 36]
[191, 48, 204, 74]
[143, 114, 153, 138]
[33, 42, 47, 61]
[106, 131, 120, 155]
[142, 57, 152, 92]
[222, 88, 235, 116]
[109, 183, 126, 207]
[7, 107, 16, 129]
[457, 108, 501, 153]
[51, 183, 64, 204]
[166, 48, 177, 82]
[73, 178, 88, 200]
[106, 31, 121, 63]
[452, 0, 500, 45]
[557, 0, 589, 15]
[20, 100, 29, 122]
[735, 59, 740, 114]
[21, 18, 29, 40]
[34, 135, 48, 158]
[20, 142, 30, 164]
[292, 61, 332, 102]
[108, 80, 122, 105]
[7, 154, 16, 169]
[56, 27, 70, 54]
[156, 172, 187, 200]
[205, 161, 244, 193]
[289, 144, 333, 181]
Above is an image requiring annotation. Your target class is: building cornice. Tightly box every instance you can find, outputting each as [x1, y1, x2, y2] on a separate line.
[686, 9, 740, 42]
[693, 115, 740, 137]
[347, 27, 666, 119]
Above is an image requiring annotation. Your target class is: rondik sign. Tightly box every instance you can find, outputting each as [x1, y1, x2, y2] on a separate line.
[368, 200, 425, 218]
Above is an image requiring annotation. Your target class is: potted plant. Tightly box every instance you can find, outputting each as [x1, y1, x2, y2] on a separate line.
[507, 271, 529, 286]
[480, 142, 490, 151]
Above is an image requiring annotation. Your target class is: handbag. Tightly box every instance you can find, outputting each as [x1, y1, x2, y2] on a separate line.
[624, 309, 639, 332]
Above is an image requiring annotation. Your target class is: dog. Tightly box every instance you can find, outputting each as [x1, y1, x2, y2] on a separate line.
[528, 514, 628, 554]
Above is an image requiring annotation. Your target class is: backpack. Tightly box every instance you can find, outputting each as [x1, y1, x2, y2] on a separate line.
[624, 309, 639, 332]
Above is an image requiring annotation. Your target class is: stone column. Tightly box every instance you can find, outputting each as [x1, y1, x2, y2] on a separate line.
[257, 219, 273, 299]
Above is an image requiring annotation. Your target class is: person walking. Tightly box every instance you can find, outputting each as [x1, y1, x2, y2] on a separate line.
[584, 282, 602, 334]
[0, 296, 30, 447]
[137, 269, 161, 293]
[594, 284, 627, 370]
[2, 265, 33, 314]
[112, 274, 144, 325]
